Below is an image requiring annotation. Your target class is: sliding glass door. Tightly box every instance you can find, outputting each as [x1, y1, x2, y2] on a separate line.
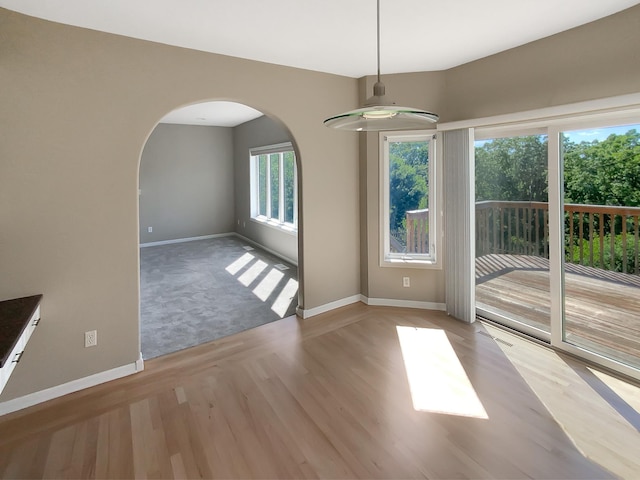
[475, 131, 551, 340]
[560, 123, 640, 370]
[474, 115, 640, 380]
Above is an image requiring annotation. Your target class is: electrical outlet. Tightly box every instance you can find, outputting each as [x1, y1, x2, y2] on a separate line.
[147, 226, 153, 233]
[403, 276, 410, 287]
[85, 330, 97, 347]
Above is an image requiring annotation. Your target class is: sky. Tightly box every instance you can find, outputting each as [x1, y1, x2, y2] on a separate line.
[562, 124, 639, 143]
[475, 123, 639, 146]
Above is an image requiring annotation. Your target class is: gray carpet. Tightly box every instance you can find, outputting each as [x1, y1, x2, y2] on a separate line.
[140, 236, 298, 359]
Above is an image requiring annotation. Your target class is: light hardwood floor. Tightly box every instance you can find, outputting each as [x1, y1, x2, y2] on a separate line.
[1, 303, 639, 479]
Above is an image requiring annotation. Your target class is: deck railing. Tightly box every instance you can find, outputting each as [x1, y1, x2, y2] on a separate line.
[475, 200, 640, 275]
[406, 208, 429, 253]
[476, 201, 549, 258]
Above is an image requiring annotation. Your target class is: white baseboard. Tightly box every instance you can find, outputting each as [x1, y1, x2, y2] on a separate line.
[139, 232, 298, 268]
[298, 294, 446, 319]
[0, 355, 144, 416]
[140, 233, 232, 248]
[362, 296, 446, 311]
[298, 294, 362, 319]
[233, 233, 298, 266]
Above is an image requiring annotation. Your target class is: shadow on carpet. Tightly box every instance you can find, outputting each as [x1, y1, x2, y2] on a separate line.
[140, 236, 298, 359]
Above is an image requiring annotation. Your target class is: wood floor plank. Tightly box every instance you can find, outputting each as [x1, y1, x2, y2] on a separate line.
[1, 303, 638, 478]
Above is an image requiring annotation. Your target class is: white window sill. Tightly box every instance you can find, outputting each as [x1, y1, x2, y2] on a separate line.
[381, 256, 441, 269]
[251, 216, 297, 236]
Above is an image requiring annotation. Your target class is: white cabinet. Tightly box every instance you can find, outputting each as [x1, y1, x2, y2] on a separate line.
[0, 295, 42, 395]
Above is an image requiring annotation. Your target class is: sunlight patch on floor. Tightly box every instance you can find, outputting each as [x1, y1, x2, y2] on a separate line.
[224, 252, 298, 318]
[225, 253, 254, 275]
[238, 260, 267, 286]
[483, 323, 640, 478]
[271, 278, 298, 318]
[396, 326, 488, 418]
[253, 268, 284, 301]
[588, 367, 640, 414]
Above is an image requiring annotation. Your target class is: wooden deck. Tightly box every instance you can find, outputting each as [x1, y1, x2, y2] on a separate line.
[476, 254, 640, 369]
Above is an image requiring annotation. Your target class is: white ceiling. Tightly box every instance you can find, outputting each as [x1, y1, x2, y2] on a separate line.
[159, 102, 263, 127]
[3, 0, 638, 125]
[2, 0, 638, 78]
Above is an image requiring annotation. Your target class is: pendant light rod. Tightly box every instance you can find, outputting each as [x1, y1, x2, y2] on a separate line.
[370, 0, 386, 103]
[376, 0, 381, 83]
[322, 0, 439, 130]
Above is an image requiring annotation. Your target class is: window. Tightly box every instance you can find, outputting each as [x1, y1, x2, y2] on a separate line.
[381, 130, 439, 267]
[250, 142, 297, 232]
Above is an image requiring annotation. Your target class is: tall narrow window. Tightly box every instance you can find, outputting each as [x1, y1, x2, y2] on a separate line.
[381, 131, 439, 266]
[269, 153, 280, 219]
[250, 143, 297, 232]
[283, 151, 296, 225]
[258, 154, 268, 216]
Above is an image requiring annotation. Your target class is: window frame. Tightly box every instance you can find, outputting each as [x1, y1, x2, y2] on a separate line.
[379, 130, 441, 268]
[250, 142, 297, 234]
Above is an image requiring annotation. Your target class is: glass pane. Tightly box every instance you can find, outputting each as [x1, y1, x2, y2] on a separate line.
[270, 153, 280, 220]
[258, 155, 267, 216]
[474, 134, 551, 337]
[389, 139, 429, 254]
[283, 151, 295, 224]
[562, 124, 640, 369]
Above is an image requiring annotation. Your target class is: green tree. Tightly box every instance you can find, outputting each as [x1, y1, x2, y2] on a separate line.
[563, 129, 640, 206]
[389, 141, 428, 232]
[475, 135, 548, 202]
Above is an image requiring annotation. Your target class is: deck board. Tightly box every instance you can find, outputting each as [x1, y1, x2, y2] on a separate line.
[476, 254, 640, 368]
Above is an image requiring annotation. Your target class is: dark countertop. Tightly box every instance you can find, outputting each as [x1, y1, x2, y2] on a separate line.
[0, 295, 42, 368]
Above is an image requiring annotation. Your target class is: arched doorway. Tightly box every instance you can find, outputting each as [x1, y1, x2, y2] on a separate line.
[138, 100, 303, 359]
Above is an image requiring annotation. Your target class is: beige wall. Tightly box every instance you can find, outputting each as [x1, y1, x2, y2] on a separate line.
[443, 5, 640, 121]
[139, 123, 234, 243]
[233, 116, 298, 264]
[360, 72, 447, 303]
[0, 9, 359, 401]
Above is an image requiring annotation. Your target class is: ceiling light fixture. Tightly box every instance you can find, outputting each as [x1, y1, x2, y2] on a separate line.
[323, 0, 439, 131]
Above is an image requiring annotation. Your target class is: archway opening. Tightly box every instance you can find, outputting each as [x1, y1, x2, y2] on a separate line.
[138, 100, 303, 359]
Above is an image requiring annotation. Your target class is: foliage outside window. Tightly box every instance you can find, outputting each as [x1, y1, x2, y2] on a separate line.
[381, 131, 438, 266]
[474, 124, 640, 274]
[475, 134, 549, 204]
[563, 125, 640, 273]
[251, 143, 297, 232]
[475, 132, 550, 259]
